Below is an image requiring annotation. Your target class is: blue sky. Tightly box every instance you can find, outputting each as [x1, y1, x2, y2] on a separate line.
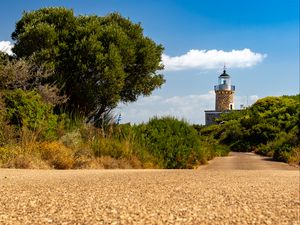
[0, 0, 299, 124]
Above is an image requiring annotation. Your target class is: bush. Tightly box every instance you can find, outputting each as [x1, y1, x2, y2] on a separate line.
[0, 145, 19, 164]
[3, 89, 59, 139]
[0, 143, 48, 169]
[288, 147, 300, 165]
[39, 141, 74, 169]
[208, 94, 299, 159]
[135, 117, 203, 168]
[91, 138, 133, 159]
[254, 129, 299, 164]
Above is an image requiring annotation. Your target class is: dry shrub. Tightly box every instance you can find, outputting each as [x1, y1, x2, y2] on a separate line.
[1, 145, 25, 168]
[142, 161, 157, 169]
[92, 137, 135, 160]
[73, 156, 98, 169]
[38, 84, 68, 106]
[129, 156, 142, 168]
[98, 156, 120, 169]
[72, 146, 100, 169]
[60, 130, 82, 149]
[6, 155, 32, 169]
[0, 58, 51, 90]
[0, 144, 48, 169]
[39, 141, 74, 169]
[0, 146, 18, 163]
[289, 147, 300, 166]
[0, 122, 17, 146]
[97, 156, 142, 169]
[0, 145, 35, 169]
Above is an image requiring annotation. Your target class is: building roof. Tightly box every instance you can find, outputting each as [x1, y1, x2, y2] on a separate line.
[219, 69, 230, 77]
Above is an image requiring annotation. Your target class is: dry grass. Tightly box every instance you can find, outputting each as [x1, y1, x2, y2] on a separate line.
[288, 147, 300, 166]
[39, 141, 74, 169]
[0, 140, 148, 169]
[0, 120, 157, 170]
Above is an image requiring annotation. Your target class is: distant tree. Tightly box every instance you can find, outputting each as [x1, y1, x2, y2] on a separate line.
[12, 7, 165, 124]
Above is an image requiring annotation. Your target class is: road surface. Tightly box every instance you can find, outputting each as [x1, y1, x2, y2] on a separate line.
[0, 152, 299, 224]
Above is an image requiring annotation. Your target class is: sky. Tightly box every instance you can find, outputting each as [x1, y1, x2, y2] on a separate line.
[0, 0, 299, 124]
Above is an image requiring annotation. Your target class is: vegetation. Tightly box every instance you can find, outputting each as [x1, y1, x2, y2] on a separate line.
[0, 109, 229, 169]
[200, 95, 300, 165]
[0, 7, 230, 169]
[0, 6, 297, 169]
[136, 117, 202, 168]
[12, 7, 165, 125]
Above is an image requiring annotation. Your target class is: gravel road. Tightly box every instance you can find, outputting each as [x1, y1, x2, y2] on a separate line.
[0, 152, 299, 224]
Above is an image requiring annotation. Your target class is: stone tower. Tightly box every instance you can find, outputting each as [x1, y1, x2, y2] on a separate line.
[204, 69, 236, 125]
[214, 69, 235, 111]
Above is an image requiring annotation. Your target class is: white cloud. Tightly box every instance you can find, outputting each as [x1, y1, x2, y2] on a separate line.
[0, 41, 14, 55]
[118, 93, 259, 125]
[162, 48, 267, 71]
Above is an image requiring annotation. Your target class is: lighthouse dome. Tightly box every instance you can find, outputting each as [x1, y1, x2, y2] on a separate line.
[219, 69, 230, 77]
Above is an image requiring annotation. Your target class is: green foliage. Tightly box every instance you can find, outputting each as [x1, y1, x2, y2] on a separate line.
[194, 124, 231, 158]
[3, 89, 59, 139]
[135, 117, 204, 168]
[206, 94, 300, 164]
[1, 7, 231, 169]
[76, 123, 155, 167]
[12, 7, 165, 123]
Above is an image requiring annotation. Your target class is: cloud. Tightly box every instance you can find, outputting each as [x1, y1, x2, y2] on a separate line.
[162, 48, 267, 71]
[0, 41, 14, 55]
[118, 92, 259, 124]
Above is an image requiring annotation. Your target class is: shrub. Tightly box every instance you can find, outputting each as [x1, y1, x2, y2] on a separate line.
[0, 144, 44, 169]
[0, 146, 19, 164]
[3, 89, 59, 139]
[254, 129, 299, 163]
[39, 141, 74, 169]
[288, 147, 300, 165]
[208, 94, 299, 160]
[135, 117, 203, 169]
[91, 138, 133, 159]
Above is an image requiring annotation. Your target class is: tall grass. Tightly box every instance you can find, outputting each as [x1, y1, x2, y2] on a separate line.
[0, 120, 154, 169]
[0, 100, 229, 169]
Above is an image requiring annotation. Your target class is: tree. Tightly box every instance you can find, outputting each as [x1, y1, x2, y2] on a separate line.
[12, 7, 165, 124]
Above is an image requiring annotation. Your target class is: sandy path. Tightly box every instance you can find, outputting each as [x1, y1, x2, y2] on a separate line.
[0, 152, 299, 224]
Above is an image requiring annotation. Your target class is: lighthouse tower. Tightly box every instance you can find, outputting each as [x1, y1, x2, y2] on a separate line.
[214, 69, 235, 111]
[204, 68, 236, 125]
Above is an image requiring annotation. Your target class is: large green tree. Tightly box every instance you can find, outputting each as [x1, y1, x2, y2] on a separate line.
[12, 7, 165, 123]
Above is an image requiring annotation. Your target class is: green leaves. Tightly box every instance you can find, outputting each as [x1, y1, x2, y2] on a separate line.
[206, 94, 300, 162]
[3, 89, 59, 139]
[5, 90, 40, 126]
[135, 117, 202, 168]
[12, 8, 165, 124]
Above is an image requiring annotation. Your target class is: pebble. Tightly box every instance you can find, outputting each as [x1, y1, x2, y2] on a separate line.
[0, 152, 298, 224]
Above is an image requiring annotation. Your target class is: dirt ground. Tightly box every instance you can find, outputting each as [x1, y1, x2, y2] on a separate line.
[0, 152, 299, 224]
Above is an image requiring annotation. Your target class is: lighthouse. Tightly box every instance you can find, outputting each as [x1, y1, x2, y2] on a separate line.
[204, 68, 236, 125]
[214, 69, 235, 111]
